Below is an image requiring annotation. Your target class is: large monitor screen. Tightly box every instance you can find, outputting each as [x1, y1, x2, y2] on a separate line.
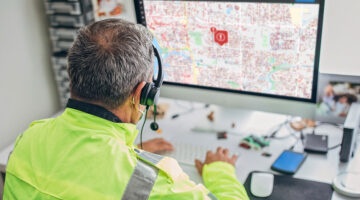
[135, 0, 324, 103]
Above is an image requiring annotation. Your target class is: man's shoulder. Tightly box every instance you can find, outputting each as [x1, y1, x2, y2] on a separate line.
[29, 118, 54, 127]
[30, 118, 54, 126]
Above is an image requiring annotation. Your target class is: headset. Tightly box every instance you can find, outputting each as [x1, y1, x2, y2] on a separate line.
[139, 45, 164, 131]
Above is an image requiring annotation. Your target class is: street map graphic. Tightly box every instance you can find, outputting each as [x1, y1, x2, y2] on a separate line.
[143, 1, 320, 99]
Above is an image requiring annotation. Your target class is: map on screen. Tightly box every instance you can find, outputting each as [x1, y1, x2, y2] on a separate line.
[139, 0, 322, 100]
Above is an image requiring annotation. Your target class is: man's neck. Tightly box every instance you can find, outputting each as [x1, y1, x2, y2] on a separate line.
[69, 96, 136, 124]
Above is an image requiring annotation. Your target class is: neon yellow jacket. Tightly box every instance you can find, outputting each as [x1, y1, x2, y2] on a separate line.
[4, 100, 248, 200]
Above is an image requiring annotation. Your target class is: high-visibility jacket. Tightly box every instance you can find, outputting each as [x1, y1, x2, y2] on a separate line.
[3, 99, 249, 200]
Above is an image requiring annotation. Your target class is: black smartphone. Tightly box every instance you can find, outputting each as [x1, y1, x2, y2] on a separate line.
[271, 150, 307, 175]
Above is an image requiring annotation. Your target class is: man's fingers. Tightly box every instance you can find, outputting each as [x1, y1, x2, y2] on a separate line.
[156, 138, 174, 151]
[206, 150, 213, 157]
[231, 154, 238, 163]
[195, 159, 203, 176]
[159, 140, 174, 150]
[157, 144, 174, 153]
[168, 143, 174, 150]
[195, 159, 202, 168]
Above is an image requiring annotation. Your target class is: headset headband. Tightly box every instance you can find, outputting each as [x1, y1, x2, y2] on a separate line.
[152, 45, 164, 88]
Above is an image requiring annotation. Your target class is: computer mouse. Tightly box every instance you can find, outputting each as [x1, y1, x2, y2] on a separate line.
[250, 172, 274, 198]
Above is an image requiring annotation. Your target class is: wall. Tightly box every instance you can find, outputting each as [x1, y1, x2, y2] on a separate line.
[0, 0, 60, 150]
[320, 0, 360, 75]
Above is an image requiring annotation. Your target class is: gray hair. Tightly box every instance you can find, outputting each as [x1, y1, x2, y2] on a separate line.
[67, 18, 154, 109]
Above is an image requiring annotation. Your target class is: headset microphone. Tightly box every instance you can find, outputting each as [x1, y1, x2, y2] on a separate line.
[150, 105, 159, 131]
[150, 122, 159, 131]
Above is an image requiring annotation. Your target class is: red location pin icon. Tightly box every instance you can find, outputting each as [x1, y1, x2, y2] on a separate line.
[210, 27, 228, 46]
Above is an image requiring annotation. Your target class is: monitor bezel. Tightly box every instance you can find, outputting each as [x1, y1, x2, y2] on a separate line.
[134, 0, 325, 103]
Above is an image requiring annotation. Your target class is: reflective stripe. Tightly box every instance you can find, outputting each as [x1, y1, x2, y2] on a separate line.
[122, 159, 159, 200]
[134, 149, 164, 165]
[208, 192, 218, 200]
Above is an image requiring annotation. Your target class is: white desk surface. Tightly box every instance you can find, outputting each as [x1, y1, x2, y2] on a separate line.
[1, 97, 359, 200]
[137, 97, 360, 200]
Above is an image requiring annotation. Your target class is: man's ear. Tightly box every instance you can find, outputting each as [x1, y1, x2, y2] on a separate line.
[133, 81, 147, 104]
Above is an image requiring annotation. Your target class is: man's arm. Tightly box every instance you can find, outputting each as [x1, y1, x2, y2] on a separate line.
[137, 138, 174, 153]
[195, 147, 249, 200]
[139, 139, 249, 199]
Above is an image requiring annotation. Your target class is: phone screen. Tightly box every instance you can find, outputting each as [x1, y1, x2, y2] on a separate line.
[271, 150, 307, 174]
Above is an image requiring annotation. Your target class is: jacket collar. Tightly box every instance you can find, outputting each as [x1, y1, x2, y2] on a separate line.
[65, 99, 138, 146]
[66, 98, 122, 123]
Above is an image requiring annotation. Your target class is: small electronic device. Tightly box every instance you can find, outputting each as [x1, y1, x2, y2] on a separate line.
[271, 150, 307, 175]
[304, 134, 328, 154]
[250, 172, 274, 198]
[339, 103, 360, 162]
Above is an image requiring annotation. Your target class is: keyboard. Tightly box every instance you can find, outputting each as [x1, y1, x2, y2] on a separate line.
[162, 142, 213, 165]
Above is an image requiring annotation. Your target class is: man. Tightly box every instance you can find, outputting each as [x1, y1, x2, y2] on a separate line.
[3, 19, 248, 199]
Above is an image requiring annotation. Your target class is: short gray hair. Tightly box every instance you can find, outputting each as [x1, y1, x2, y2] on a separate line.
[67, 18, 154, 109]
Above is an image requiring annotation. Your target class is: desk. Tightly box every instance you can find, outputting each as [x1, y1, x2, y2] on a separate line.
[0, 98, 358, 199]
[136, 97, 360, 200]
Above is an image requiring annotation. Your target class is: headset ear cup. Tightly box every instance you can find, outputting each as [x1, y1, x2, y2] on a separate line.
[147, 87, 160, 106]
[139, 46, 162, 106]
[140, 82, 160, 106]
[140, 83, 151, 106]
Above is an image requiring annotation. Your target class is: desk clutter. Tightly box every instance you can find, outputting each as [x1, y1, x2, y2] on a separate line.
[239, 135, 270, 150]
[244, 171, 333, 200]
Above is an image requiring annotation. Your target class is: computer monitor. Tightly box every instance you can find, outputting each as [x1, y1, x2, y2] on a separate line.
[134, 0, 325, 119]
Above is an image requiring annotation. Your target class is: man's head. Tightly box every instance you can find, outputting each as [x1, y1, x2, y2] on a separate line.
[67, 18, 154, 110]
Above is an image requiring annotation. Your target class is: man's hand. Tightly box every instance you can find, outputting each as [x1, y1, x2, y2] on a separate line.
[138, 138, 174, 154]
[195, 147, 238, 176]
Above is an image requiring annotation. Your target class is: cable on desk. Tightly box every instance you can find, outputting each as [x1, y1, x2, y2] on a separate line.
[328, 143, 342, 150]
[286, 122, 342, 152]
[139, 106, 150, 150]
[288, 144, 296, 150]
[270, 132, 298, 140]
[266, 121, 298, 140]
[264, 116, 293, 139]
[300, 131, 305, 146]
[310, 122, 342, 135]
[171, 102, 210, 119]
[288, 131, 304, 150]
